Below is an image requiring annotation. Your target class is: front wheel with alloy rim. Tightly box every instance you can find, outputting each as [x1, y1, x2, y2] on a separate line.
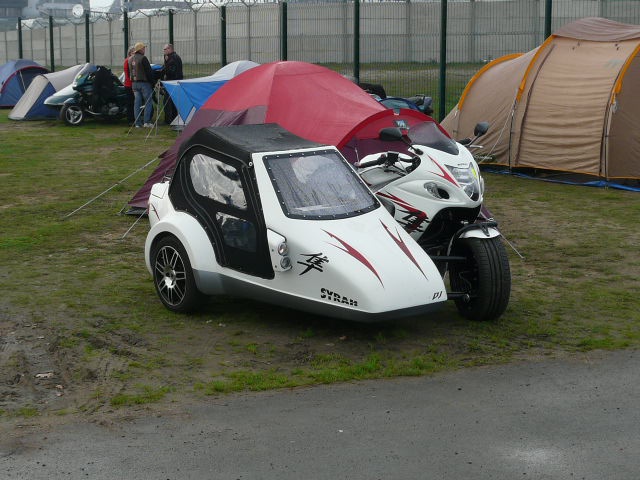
[151, 236, 204, 313]
[60, 104, 84, 126]
[448, 236, 511, 321]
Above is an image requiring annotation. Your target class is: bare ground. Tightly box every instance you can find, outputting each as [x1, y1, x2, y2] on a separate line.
[2, 171, 638, 433]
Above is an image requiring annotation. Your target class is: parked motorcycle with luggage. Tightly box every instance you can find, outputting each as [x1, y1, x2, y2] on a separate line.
[353, 121, 511, 321]
[379, 94, 434, 116]
[44, 64, 128, 126]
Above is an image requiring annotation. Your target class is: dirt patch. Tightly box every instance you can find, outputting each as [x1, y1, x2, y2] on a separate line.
[0, 310, 64, 414]
[0, 293, 468, 431]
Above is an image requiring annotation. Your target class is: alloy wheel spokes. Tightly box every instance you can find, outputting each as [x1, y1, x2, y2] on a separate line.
[155, 245, 187, 306]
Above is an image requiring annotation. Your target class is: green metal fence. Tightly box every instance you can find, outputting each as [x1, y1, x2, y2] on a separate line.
[2, 0, 640, 120]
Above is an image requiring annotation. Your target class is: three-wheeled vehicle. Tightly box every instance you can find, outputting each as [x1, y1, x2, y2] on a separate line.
[145, 123, 449, 321]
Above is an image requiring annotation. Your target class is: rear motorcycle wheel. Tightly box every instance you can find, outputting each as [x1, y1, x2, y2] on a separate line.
[449, 236, 511, 321]
[60, 104, 84, 126]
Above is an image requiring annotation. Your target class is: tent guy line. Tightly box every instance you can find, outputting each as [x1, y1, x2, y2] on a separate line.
[62, 155, 161, 219]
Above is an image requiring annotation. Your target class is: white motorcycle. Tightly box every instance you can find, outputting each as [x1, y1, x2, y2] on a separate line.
[354, 122, 511, 321]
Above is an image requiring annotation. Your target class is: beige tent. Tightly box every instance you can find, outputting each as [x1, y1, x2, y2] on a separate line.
[442, 17, 640, 186]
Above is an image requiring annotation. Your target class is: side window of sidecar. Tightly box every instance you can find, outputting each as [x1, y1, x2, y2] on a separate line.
[216, 213, 257, 253]
[189, 153, 248, 210]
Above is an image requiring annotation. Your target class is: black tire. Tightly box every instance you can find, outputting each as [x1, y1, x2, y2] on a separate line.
[151, 236, 204, 313]
[60, 104, 84, 126]
[449, 236, 511, 321]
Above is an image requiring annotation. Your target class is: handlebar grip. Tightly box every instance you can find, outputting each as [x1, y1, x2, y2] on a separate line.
[355, 155, 387, 169]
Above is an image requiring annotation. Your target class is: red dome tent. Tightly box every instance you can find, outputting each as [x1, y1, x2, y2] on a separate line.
[128, 61, 438, 209]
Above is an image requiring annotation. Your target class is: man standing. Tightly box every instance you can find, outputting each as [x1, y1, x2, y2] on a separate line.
[161, 43, 183, 124]
[129, 42, 155, 128]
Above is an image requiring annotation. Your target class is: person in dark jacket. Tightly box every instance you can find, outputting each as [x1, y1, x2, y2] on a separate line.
[128, 42, 155, 128]
[161, 44, 183, 124]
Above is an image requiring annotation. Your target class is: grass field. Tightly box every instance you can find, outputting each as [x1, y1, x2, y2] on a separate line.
[1, 109, 639, 421]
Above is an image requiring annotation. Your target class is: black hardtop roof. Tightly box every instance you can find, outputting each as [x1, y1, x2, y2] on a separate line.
[178, 123, 327, 167]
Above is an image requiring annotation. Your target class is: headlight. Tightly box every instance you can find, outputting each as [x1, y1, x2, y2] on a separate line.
[280, 256, 291, 269]
[277, 242, 289, 256]
[268, 229, 292, 272]
[446, 163, 481, 201]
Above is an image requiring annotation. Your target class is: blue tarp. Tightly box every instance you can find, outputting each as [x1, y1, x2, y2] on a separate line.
[162, 60, 259, 125]
[482, 167, 640, 192]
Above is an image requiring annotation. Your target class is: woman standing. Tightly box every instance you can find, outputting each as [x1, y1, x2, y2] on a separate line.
[123, 46, 135, 126]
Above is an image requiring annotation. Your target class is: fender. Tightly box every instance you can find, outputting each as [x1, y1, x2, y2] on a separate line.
[144, 211, 221, 290]
[447, 221, 501, 254]
[62, 94, 81, 106]
[458, 224, 501, 240]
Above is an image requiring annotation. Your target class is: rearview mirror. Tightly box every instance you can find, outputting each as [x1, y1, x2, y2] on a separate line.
[474, 122, 489, 137]
[379, 127, 404, 142]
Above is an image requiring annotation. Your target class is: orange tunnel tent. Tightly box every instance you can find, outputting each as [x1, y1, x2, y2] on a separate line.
[442, 17, 640, 189]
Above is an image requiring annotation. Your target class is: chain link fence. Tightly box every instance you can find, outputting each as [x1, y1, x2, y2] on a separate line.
[2, 0, 640, 116]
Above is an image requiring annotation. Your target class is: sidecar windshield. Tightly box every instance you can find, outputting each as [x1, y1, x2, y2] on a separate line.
[264, 150, 379, 220]
[408, 121, 459, 155]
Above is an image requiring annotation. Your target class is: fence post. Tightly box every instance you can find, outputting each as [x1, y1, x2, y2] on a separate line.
[124, 9, 129, 58]
[85, 12, 90, 63]
[169, 9, 174, 46]
[438, 0, 447, 122]
[220, 5, 227, 66]
[468, 0, 476, 63]
[18, 17, 23, 58]
[49, 15, 55, 72]
[544, 0, 552, 39]
[280, 1, 287, 61]
[353, 0, 360, 83]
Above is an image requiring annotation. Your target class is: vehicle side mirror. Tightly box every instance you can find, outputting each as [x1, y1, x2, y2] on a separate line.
[379, 127, 404, 142]
[474, 122, 489, 137]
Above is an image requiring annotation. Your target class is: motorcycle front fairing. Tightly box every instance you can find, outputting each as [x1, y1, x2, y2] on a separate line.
[43, 83, 78, 109]
[43, 64, 96, 109]
[360, 142, 484, 240]
[145, 124, 447, 321]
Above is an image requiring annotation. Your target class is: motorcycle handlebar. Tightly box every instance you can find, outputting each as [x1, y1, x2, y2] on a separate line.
[354, 154, 389, 169]
[355, 151, 419, 171]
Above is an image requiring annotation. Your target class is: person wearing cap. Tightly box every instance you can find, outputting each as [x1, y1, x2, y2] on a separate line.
[128, 42, 155, 128]
[161, 43, 183, 124]
[123, 46, 135, 125]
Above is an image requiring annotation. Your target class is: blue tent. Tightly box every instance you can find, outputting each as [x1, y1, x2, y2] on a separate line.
[163, 60, 259, 125]
[9, 64, 86, 120]
[0, 59, 48, 107]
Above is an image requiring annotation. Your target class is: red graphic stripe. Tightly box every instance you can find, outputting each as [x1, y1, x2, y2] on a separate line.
[427, 154, 459, 185]
[323, 230, 383, 287]
[377, 191, 415, 211]
[380, 220, 427, 279]
[376, 192, 427, 233]
[150, 203, 160, 220]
